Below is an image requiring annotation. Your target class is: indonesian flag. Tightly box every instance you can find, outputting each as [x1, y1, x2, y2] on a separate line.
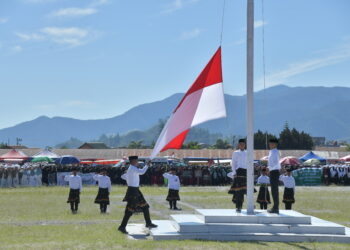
[151, 47, 226, 158]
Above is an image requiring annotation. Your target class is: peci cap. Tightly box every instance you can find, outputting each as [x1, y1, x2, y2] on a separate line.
[128, 156, 138, 161]
[269, 138, 279, 144]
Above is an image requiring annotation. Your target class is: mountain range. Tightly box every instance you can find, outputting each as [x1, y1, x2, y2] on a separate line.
[1, 85, 349, 148]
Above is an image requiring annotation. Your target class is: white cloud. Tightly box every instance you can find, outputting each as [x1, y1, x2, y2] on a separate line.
[263, 42, 350, 86]
[51, 7, 98, 17]
[12, 45, 23, 53]
[0, 17, 8, 24]
[179, 28, 201, 40]
[16, 27, 97, 47]
[15, 32, 44, 41]
[254, 20, 267, 29]
[41, 27, 91, 46]
[161, 0, 199, 14]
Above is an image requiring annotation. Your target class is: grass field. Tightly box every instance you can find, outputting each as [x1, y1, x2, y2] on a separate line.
[0, 185, 349, 250]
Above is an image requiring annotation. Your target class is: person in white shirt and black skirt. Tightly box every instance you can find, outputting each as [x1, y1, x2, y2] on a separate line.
[267, 138, 281, 214]
[93, 169, 112, 214]
[256, 167, 271, 210]
[64, 168, 82, 214]
[163, 167, 181, 210]
[228, 139, 248, 213]
[280, 168, 296, 210]
[118, 156, 157, 234]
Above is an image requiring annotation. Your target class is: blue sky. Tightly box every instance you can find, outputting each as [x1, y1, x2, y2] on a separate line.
[0, 0, 349, 129]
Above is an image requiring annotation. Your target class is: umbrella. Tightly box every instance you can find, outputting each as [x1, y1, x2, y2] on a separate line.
[280, 156, 300, 166]
[55, 155, 80, 165]
[31, 156, 53, 163]
[0, 149, 29, 160]
[33, 149, 60, 159]
[303, 159, 321, 166]
[260, 156, 268, 161]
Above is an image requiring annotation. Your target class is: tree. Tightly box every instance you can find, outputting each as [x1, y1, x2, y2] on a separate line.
[127, 140, 144, 149]
[279, 123, 313, 150]
[254, 130, 277, 149]
[182, 141, 202, 149]
[213, 139, 232, 149]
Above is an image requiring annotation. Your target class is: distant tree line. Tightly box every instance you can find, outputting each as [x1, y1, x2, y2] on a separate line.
[56, 121, 314, 150]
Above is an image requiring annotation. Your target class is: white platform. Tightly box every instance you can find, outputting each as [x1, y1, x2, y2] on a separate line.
[148, 209, 350, 243]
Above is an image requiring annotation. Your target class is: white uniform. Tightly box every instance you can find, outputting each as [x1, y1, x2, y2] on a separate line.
[257, 175, 270, 185]
[163, 173, 180, 190]
[268, 148, 281, 171]
[231, 150, 247, 175]
[121, 164, 149, 187]
[93, 174, 112, 192]
[64, 175, 82, 191]
[279, 175, 295, 191]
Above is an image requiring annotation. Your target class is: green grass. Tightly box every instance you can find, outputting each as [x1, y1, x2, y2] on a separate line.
[0, 185, 349, 249]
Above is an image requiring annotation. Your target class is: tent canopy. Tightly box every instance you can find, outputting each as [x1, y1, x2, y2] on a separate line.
[303, 159, 321, 166]
[0, 149, 29, 160]
[55, 155, 80, 165]
[299, 151, 326, 163]
[33, 149, 60, 159]
[340, 155, 350, 161]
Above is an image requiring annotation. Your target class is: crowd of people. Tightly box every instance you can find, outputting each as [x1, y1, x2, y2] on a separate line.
[0, 161, 350, 188]
[322, 164, 350, 185]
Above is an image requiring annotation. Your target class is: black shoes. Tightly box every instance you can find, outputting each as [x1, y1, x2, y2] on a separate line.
[173, 207, 182, 211]
[146, 223, 158, 228]
[268, 208, 279, 214]
[118, 226, 128, 234]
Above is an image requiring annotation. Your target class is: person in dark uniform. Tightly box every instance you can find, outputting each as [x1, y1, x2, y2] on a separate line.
[64, 168, 82, 214]
[228, 139, 248, 212]
[93, 169, 112, 213]
[256, 168, 271, 210]
[267, 138, 281, 214]
[118, 156, 157, 234]
[280, 168, 296, 210]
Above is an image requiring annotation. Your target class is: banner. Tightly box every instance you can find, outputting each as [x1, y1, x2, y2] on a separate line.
[292, 168, 322, 186]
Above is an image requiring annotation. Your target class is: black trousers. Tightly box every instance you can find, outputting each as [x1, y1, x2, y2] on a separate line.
[285, 202, 292, 210]
[269, 170, 280, 209]
[120, 206, 152, 228]
[260, 202, 268, 209]
[169, 201, 178, 209]
[70, 202, 79, 211]
[100, 202, 108, 212]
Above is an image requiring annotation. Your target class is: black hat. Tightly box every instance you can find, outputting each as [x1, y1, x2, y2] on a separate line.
[128, 156, 138, 161]
[269, 138, 279, 144]
[238, 139, 246, 143]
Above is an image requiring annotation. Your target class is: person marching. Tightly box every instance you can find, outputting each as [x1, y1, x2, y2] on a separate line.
[267, 138, 281, 214]
[280, 168, 296, 210]
[228, 139, 247, 213]
[64, 168, 82, 214]
[163, 167, 181, 210]
[256, 167, 271, 210]
[118, 156, 157, 234]
[93, 169, 111, 214]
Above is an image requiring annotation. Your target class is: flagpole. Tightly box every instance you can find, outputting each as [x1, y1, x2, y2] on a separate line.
[246, 0, 255, 214]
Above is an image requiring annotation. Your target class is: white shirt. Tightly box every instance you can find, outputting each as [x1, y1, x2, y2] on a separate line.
[163, 173, 180, 190]
[231, 150, 247, 175]
[268, 148, 281, 171]
[93, 174, 111, 192]
[121, 164, 149, 187]
[64, 175, 82, 191]
[279, 175, 295, 190]
[257, 175, 270, 185]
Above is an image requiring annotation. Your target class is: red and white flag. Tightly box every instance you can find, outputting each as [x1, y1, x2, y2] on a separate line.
[151, 47, 226, 158]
